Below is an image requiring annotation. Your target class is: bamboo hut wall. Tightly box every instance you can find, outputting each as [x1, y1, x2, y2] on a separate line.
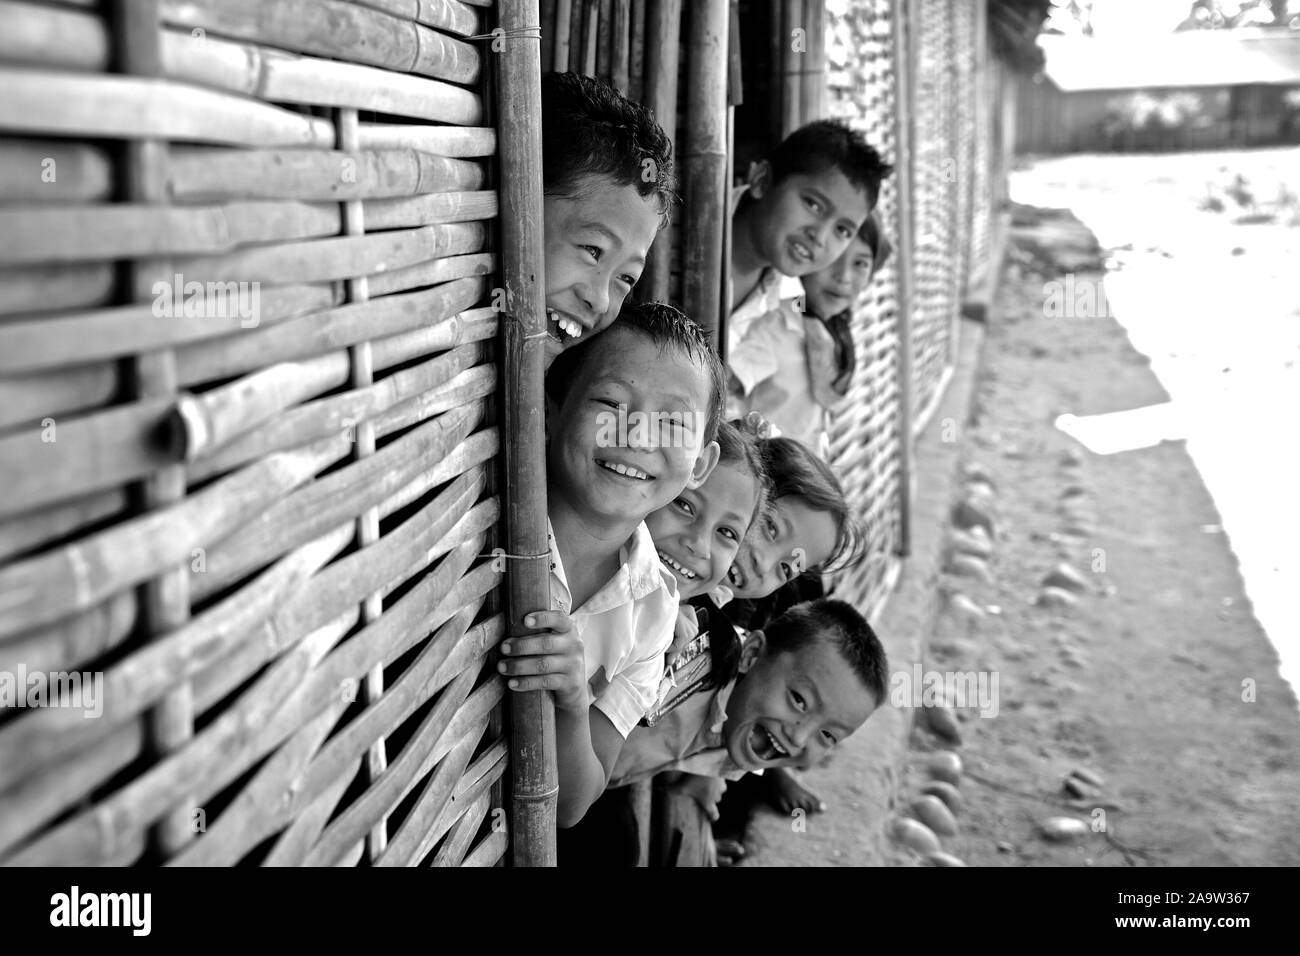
[0, 0, 515, 868]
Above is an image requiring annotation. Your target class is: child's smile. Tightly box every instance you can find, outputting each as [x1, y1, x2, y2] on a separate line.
[542, 176, 661, 362]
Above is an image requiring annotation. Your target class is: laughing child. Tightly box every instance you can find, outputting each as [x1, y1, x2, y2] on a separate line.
[541, 72, 675, 365]
[726, 120, 892, 452]
[497, 302, 726, 827]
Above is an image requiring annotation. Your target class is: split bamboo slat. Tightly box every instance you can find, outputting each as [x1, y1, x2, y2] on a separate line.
[1, 0, 516, 867]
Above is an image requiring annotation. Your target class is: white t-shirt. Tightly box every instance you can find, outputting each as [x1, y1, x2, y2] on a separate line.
[547, 519, 679, 738]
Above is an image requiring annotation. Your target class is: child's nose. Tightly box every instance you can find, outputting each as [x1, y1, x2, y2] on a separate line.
[683, 529, 709, 558]
[578, 274, 611, 319]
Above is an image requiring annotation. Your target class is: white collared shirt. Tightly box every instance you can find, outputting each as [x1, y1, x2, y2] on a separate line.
[548, 519, 679, 738]
[606, 677, 746, 788]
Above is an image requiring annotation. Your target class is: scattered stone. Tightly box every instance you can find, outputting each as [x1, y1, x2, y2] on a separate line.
[924, 851, 967, 867]
[892, 816, 942, 856]
[952, 497, 995, 536]
[962, 463, 995, 487]
[947, 553, 993, 584]
[1060, 484, 1086, 499]
[1069, 765, 1106, 788]
[927, 750, 964, 785]
[1040, 817, 1090, 842]
[965, 479, 997, 501]
[946, 593, 986, 619]
[912, 795, 959, 836]
[1060, 448, 1083, 467]
[950, 528, 994, 559]
[923, 703, 962, 745]
[1063, 776, 1099, 799]
[1036, 586, 1079, 610]
[1043, 562, 1089, 593]
[996, 841, 1015, 854]
[919, 780, 965, 815]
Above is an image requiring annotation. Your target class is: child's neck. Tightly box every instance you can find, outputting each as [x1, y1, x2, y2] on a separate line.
[548, 486, 642, 612]
[729, 206, 770, 311]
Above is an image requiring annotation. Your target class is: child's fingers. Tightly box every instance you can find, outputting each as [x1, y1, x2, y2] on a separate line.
[499, 633, 579, 658]
[500, 673, 573, 693]
[497, 653, 576, 679]
[520, 609, 573, 633]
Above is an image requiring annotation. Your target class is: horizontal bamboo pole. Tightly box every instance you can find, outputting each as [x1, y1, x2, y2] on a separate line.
[0, 488, 126, 564]
[0, 361, 117, 431]
[462, 825, 508, 867]
[347, 0, 480, 37]
[429, 791, 492, 867]
[168, 147, 485, 202]
[370, 365, 495, 442]
[0, 140, 113, 202]
[303, 669, 481, 866]
[0, 284, 338, 375]
[361, 189, 497, 230]
[0, 590, 136, 678]
[0, 396, 178, 516]
[0, 69, 336, 147]
[185, 343, 488, 478]
[425, 740, 507, 862]
[188, 405, 485, 602]
[176, 276, 484, 384]
[355, 123, 494, 156]
[159, 29, 481, 123]
[0, 722, 144, 859]
[0, 263, 114, 316]
[365, 428, 497, 522]
[167, 221, 485, 288]
[0, 0, 108, 70]
[0, 430, 346, 636]
[367, 251, 494, 298]
[0, 199, 342, 266]
[173, 602, 488, 865]
[370, 305, 496, 373]
[372, 721, 486, 866]
[160, 0, 480, 82]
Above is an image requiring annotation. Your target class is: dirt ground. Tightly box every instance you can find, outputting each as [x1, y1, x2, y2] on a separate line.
[747, 152, 1300, 866]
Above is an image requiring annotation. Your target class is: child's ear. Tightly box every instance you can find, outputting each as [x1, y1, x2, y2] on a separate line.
[746, 160, 772, 200]
[737, 631, 765, 675]
[686, 439, 720, 489]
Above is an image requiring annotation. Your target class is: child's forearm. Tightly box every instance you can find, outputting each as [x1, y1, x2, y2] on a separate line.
[554, 705, 613, 828]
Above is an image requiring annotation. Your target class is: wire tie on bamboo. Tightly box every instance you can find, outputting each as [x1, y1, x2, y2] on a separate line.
[464, 27, 543, 42]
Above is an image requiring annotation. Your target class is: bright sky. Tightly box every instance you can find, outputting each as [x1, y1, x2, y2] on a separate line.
[1047, 0, 1293, 36]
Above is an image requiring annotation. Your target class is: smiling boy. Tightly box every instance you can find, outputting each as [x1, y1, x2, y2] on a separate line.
[498, 302, 726, 827]
[606, 598, 888, 789]
[541, 72, 675, 364]
[726, 120, 892, 440]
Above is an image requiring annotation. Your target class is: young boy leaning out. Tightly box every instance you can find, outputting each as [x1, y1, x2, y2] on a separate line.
[497, 302, 726, 827]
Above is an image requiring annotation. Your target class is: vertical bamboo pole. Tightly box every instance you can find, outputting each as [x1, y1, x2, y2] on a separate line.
[780, 0, 804, 137]
[800, 0, 825, 123]
[682, 0, 728, 349]
[496, 0, 557, 868]
[569, 0, 586, 73]
[769, 0, 785, 145]
[892, 0, 919, 557]
[554, 0, 572, 72]
[628, 0, 645, 102]
[611, 0, 630, 93]
[335, 107, 389, 862]
[583, 0, 599, 75]
[642, 0, 681, 304]
[719, 0, 741, 363]
[597, 0, 612, 81]
[541, 0, 557, 72]
[115, 0, 195, 860]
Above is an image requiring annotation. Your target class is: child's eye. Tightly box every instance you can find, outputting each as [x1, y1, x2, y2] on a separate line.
[581, 244, 602, 260]
[780, 562, 794, 582]
[618, 273, 638, 289]
[675, 498, 695, 516]
[803, 197, 822, 213]
[790, 690, 807, 713]
[764, 517, 779, 540]
[719, 526, 739, 542]
[837, 225, 854, 239]
[595, 398, 620, 409]
[821, 730, 837, 746]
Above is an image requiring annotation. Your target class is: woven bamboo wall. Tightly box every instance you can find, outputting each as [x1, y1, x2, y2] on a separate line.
[821, 0, 903, 616]
[0, 0, 511, 867]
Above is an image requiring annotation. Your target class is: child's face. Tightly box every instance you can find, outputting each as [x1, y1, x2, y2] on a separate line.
[723, 636, 877, 772]
[801, 234, 875, 318]
[725, 497, 838, 599]
[645, 462, 759, 601]
[543, 176, 661, 362]
[547, 326, 718, 526]
[747, 165, 873, 278]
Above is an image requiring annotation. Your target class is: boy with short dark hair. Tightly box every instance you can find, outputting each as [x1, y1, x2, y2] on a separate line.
[726, 120, 893, 446]
[498, 302, 725, 828]
[541, 72, 676, 363]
